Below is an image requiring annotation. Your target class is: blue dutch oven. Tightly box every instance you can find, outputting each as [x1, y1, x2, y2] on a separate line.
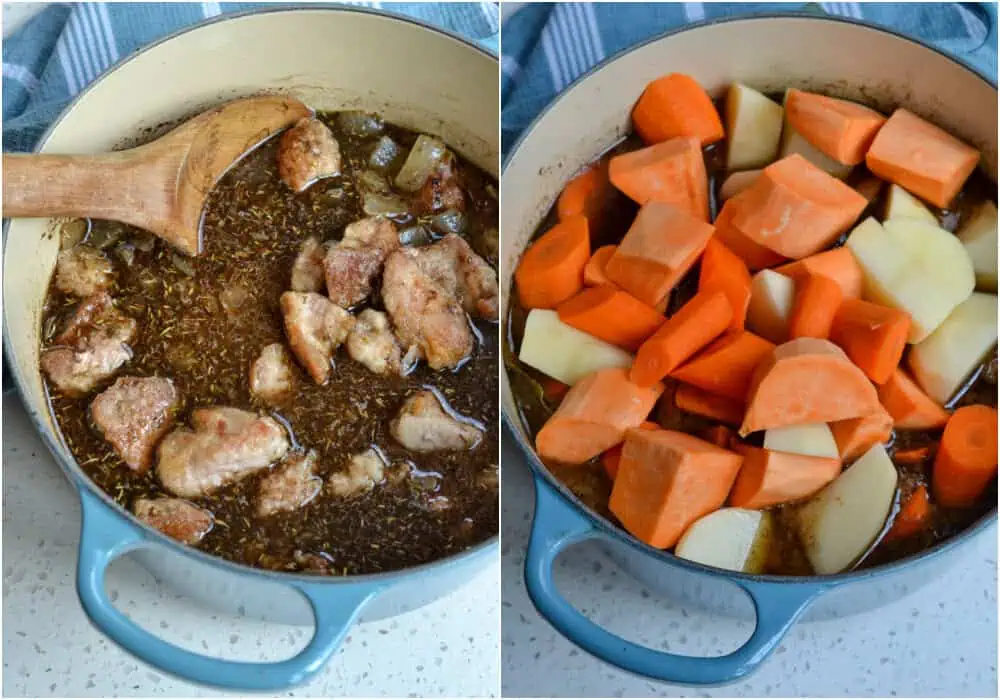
[3, 6, 498, 691]
[501, 12, 998, 686]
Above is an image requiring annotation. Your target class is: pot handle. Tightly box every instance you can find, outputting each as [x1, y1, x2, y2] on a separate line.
[524, 476, 827, 686]
[75, 489, 379, 690]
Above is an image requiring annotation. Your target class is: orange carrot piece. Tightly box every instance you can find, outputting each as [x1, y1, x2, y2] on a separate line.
[609, 429, 742, 548]
[515, 215, 590, 309]
[674, 383, 745, 425]
[557, 285, 666, 352]
[785, 89, 887, 166]
[542, 377, 570, 404]
[886, 484, 931, 540]
[829, 298, 911, 384]
[774, 247, 863, 299]
[932, 404, 999, 507]
[558, 158, 617, 234]
[893, 445, 932, 465]
[729, 446, 841, 509]
[713, 196, 788, 271]
[631, 73, 724, 147]
[605, 201, 715, 309]
[535, 367, 664, 465]
[584, 245, 617, 287]
[609, 137, 710, 222]
[831, 407, 894, 461]
[732, 154, 869, 259]
[741, 338, 881, 435]
[788, 273, 843, 340]
[877, 369, 950, 430]
[719, 169, 761, 201]
[699, 238, 752, 329]
[700, 424, 736, 449]
[601, 421, 660, 480]
[866, 108, 980, 208]
[670, 330, 775, 402]
[631, 291, 733, 387]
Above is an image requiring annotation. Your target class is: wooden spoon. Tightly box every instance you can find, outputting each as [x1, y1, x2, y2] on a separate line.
[2, 96, 312, 256]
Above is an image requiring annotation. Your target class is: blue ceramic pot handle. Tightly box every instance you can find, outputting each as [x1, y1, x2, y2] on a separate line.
[524, 477, 828, 686]
[75, 488, 379, 690]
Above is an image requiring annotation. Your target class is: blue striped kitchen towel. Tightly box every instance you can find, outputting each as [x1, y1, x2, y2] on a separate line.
[501, 2, 998, 156]
[2, 1, 500, 153]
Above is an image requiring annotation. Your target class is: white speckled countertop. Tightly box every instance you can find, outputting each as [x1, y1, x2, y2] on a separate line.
[501, 433, 998, 698]
[2, 395, 499, 697]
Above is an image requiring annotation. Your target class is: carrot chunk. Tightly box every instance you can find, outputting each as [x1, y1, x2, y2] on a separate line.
[605, 201, 714, 308]
[674, 384, 745, 426]
[788, 273, 843, 340]
[741, 338, 881, 435]
[829, 298, 911, 384]
[729, 446, 841, 509]
[557, 285, 665, 352]
[713, 196, 788, 271]
[732, 154, 869, 259]
[584, 245, 617, 287]
[866, 108, 980, 208]
[535, 367, 663, 465]
[886, 484, 931, 540]
[670, 330, 775, 402]
[557, 158, 617, 235]
[699, 238, 752, 329]
[631, 291, 732, 387]
[631, 73, 724, 147]
[893, 445, 932, 465]
[877, 369, 949, 430]
[600, 421, 660, 480]
[515, 215, 590, 309]
[932, 404, 998, 507]
[609, 429, 742, 548]
[774, 247, 863, 299]
[609, 137, 709, 221]
[830, 406, 894, 461]
[785, 89, 887, 166]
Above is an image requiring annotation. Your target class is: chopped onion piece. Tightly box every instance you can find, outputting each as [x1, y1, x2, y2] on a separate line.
[395, 135, 447, 192]
[336, 111, 384, 137]
[356, 169, 390, 194]
[430, 209, 467, 235]
[115, 242, 136, 267]
[399, 225, 434, 247]
[60, 219, 89, 250]
[363, 192, 410, 217]
[369, 136, 402, 171]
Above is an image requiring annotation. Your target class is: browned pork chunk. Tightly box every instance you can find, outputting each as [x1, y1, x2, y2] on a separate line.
[324, 217, 400, 308]
[250, 343, 295, 403]
[390, 390, 482, 452]
[346, 309, 404, 375]
[409, 234, 499, 321]
[381, 250, 473, 370]
[328, 447, 386, 498]
[55, 245, 114, 298]
[41, 292, 136, 397]
[290, 237, 327, 293]
[280, 291, 355, 385]
[90, 376, 179, 473]
[417, 156, 465, 214]
[156, 407, 289, 498]
[257, 450, 322, 517]
[134, 497, 214, 545]
[278, 117, 342, 192]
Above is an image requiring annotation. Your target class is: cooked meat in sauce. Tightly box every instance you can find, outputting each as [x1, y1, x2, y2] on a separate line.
[391, 390, 484, 453]
[41, 110, 498, 575]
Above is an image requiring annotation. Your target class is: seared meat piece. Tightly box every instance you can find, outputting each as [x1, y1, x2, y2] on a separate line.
[290, 237, 327, 293]
[250, 343, 295, 403]
[328, 447, 386, 497]
[257, 450, 322, 517]
[382, 249, 473, 370]
[156, 407, 289, 498]
[417, 156, 465, 214]
[346, 309, 404, 375]
[410, 234, 499, 321]
[390, 390, 483, 452]
[55, 245, 114, 298]
[134, 497, 214, 545]
[324, 217, 400, 308]
[41, 293, 136, 397]
[280, 291, 355, 385]
[278, 117, 342, 192]
[90, 376, 179, 473]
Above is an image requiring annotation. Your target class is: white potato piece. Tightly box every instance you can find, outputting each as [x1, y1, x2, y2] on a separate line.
[746, 269, 796, 343]
[764, 423, 839, 459]
[845, 217, 975, 342]
[796, 443, 897, 575]
[676, 508, 772, 574]
[957, 201, 998, 291]
[720, 170, 760, 201]
[519, 309, 633, 386]
[908, 292, 998, 404]
[884, 184, 937, 225]
[726, 84, 784, 171]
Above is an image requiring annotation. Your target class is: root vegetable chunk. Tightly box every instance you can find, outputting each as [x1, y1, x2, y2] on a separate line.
[676, 508, 772, 574]
[730, 446, 840, 509]
[278, 117, 342, 192]
[609, 137, 709, 221]
[91, 376, 179, 473]
[631, 73, 724, 146]
[557, 285, 665, 352]
[725, 84, 784, 170]
[671, 330, 774, 402]
[830, 408, 894, 461]
[281, 291, 355, 384]
[55, 245, 114, 298]
[957, 201, 998, 291]
[257, 451, 322, 516]
[518, 309, 633, 386]
[932, 405, 998, 507]
[250, 343, 295, 403]
[884, 184, 936, 225]
[784, 89, 886, 166]
[763, 423, 839, 459]
[775, 247, 863, 300]
[515, 215, 590, 309]
[877, 369, 949, 430]
[134, 497, 214, 545]
[746, 269, 796, 343]
[391, 390, 483, 452]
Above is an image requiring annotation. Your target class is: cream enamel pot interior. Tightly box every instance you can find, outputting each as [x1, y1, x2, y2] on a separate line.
[3, 7, 497, 691]
[501, 14, 998, 686]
